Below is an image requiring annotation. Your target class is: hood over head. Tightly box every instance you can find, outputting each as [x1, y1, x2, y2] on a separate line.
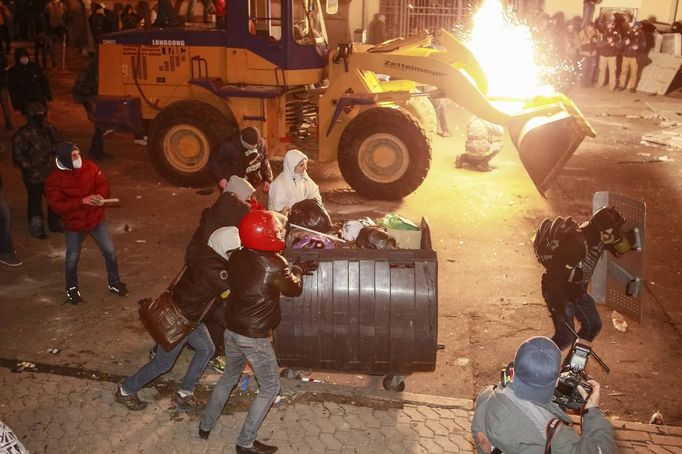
[282, 149, 308, 181]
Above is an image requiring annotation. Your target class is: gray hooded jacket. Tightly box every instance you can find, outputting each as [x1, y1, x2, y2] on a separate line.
[472, 384, 615, 454]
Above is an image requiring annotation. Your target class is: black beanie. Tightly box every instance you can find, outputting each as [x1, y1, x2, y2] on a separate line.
[56, 142, 78, 169]
[241, 127, 261, 146]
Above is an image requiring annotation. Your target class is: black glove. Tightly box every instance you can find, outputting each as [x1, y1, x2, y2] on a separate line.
[292, 260, 318, 276]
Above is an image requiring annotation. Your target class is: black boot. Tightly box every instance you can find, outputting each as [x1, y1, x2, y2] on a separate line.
[29, 216, 48, 239]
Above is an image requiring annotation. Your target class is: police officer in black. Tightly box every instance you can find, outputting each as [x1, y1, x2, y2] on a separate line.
[534, 207, 631, 350]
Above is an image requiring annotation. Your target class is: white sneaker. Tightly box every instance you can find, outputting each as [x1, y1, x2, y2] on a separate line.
[134, 136, 148, 146]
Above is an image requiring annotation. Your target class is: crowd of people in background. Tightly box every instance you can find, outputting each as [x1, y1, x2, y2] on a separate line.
[513, 7, 681, 92]
[0, 0, 224, 68]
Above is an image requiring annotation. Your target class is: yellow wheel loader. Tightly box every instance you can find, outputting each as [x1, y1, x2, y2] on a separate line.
[93, 0, 594, 199]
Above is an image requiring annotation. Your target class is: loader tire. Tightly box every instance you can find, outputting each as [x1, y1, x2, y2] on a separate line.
[148, 101, 235, 187]
[406, 95, 437, 138]
[338, 108, 431, 200]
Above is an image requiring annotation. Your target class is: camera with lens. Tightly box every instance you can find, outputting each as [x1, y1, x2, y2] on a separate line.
[553, 342, 593, 412]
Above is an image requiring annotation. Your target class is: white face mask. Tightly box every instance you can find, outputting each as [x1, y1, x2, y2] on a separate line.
[19, 57, 29, 65]
[72, 158, 82, 169]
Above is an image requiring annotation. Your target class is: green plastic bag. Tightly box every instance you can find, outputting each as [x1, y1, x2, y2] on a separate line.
[378, 213, 419, 231]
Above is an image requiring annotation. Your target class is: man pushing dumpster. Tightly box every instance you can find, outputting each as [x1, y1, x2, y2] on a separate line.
[199, 210, 316, 454]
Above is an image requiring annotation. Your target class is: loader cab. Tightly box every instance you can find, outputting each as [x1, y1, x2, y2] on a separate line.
[227, 0, 329, 72]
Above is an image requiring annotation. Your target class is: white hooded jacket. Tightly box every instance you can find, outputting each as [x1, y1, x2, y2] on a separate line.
[268, 149, 321, 213]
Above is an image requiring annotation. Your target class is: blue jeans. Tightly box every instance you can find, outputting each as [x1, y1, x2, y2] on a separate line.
[0, 183, 15, 255]
[200, 330, 280, 447]
[542, 278, 603, 350]
[65, 221, 120, 289]
[122, 323, 215, 394]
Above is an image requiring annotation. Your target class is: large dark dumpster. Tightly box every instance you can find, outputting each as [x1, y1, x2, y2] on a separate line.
[275, 218, 438, 391]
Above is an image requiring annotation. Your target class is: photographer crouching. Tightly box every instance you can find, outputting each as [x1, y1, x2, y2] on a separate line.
[471, 337, 615, 453]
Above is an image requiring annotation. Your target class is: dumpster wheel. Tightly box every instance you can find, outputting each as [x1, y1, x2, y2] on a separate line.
[382, 375, 406, 392]
[279, 368, 302, 380]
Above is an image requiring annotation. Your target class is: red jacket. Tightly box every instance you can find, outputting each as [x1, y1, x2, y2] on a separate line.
[45, 160, 110, 232]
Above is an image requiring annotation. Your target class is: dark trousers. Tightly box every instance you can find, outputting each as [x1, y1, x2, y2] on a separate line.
[541, 275, 603, 350]
[581, 56, 597, 87]
[90, 126, 105, 157]
[21, 175, 60, 228]
[0, 183, 14, 254]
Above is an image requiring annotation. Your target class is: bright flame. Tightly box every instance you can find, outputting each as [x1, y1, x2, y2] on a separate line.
[466, 0, 554, 99]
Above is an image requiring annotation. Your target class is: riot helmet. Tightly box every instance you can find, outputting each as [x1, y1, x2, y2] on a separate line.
[589, 206, 625, 245]
[239, 210, 286, 252]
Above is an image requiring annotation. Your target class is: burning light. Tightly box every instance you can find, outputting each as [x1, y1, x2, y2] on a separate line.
[466, 0, 554, 100]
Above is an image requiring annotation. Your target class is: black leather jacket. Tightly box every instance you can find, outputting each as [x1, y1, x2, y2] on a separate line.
[208, 139, 273, 188]
[173, 242, 230, 323]
[225, 248, 303, 338]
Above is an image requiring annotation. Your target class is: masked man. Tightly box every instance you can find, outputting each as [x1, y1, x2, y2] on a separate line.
[45, 142, 128, 304]
[11, 101, 62, 239]
[209, 126, 273, 201]
[7, 48, 52, 116]
[534, 206, 632, 350]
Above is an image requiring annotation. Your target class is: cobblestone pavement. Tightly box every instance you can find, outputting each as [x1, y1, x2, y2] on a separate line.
[1, 367, 681, 453]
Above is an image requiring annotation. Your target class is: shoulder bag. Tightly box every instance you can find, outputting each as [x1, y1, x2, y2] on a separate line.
[139, 266, 216, 352]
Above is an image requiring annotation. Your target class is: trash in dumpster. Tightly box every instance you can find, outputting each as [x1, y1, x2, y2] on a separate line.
[378, 213, 420, 231]
[287, 199, 333, 233]
[340, 217, 375, 241]
[356, 226, 397, 249]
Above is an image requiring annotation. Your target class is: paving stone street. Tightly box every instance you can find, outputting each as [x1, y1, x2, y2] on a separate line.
[1, 367, 681, 453]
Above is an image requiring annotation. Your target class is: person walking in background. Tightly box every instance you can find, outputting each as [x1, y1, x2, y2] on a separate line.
[72, 52, 113, 160]
[596, 21, 622, 91]
[199, 210, 310, 454]
[45, 0, 67, 42]
[45, 142, 129, 305]
[88, 3, 110, 44]
[64, 0, 88, 53]
[366, 13, 386, 44]
[34, 15, 57, 70]
[136, 0, 151, 28]
[0, 47, 13, 131]
[121, 5, 140, 29]
[115, 227, 240, 413]
[619, 21, 646, 93]
[7, 47, 52, 116]
[11, 102, 62, 239]
[579, 21, 600, 87]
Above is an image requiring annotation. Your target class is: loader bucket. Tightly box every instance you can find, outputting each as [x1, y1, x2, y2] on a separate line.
[509, 110, 589, 196]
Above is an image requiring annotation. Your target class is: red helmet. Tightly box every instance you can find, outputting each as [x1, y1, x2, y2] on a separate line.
[239, 210, 286, 252]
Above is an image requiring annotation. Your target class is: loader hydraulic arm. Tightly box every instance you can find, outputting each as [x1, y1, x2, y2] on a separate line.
[328, 29, 596, 194]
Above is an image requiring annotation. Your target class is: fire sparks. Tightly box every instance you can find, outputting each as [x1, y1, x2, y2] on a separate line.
[466, 0, 554, 100]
